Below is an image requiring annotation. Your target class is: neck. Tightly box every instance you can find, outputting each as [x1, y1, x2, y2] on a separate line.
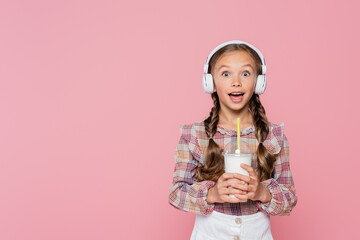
[218, 105, 254, 128]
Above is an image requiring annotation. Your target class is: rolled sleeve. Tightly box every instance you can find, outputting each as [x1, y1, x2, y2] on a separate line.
[168, 124, 216, 216]
[254, 135, 298, 216]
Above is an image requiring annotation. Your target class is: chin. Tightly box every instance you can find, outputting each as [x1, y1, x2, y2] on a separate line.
[232, 102, 250, 110]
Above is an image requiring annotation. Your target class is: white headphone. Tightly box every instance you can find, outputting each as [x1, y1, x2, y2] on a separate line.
[202, 40, 267, 95]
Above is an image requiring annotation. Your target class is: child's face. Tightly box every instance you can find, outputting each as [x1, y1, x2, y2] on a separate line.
[212, 50, 257, 113]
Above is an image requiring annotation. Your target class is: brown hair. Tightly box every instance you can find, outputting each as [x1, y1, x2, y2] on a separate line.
[197, 44, 276, 182]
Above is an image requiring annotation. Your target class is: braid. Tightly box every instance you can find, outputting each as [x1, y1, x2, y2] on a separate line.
[249, 94, 276, 182]
[205, 93, 220, 138]
[197, 92, 224, 182]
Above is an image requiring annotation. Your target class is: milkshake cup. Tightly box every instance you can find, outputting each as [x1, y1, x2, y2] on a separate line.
[222, 138, 252, 202]
[223, 153, 252, 202]
[223, 152, 252, 176]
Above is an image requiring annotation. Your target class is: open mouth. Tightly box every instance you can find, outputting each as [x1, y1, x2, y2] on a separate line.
[228, 93, 245, 96]
[228, 92, 244, 103]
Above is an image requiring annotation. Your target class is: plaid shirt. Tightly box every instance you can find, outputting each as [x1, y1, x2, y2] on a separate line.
[168, 121, 298, 216]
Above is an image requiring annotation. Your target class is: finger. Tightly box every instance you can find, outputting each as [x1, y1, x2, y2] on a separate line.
[220, 172, 242, 182]
[224, 195, 247, 203]
[226, 187, 247, 195]
[222, 179, 236, 188]
[245, 192, 256, 201]
[234, 194, 248, 201]
[225, 178, 249, 189]
[227, 181, 249, 191]
[225, 178, 244, 185]
[238, 184, 252, 192]
[240, 163, 257, 178]
[222, 185, 243, 194]
[222, 186, 233, 195]
[232, 173, 251, 183]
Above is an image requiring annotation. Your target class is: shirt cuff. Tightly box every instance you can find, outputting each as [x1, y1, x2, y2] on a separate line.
[197, 180, 216, 215]
[253, 178, 281, 215]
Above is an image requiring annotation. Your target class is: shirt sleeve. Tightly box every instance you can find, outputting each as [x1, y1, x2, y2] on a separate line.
[168, 124, 216, 216]
[253, 134, 298, 216]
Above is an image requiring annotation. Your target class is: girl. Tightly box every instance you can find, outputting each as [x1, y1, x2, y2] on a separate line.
[168, 40, 298, 240]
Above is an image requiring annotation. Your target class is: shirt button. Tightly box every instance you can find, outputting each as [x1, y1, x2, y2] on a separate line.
[233, 236, 240, 240]
[235, 217, 242, 224]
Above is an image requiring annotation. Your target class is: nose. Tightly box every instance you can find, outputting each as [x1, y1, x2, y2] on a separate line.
[232, 76, 242, 87]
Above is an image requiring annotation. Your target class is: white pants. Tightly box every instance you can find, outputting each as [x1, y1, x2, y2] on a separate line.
[190, 210, 273, 240]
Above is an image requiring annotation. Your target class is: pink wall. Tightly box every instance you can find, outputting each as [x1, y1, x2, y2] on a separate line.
[1, 0, 359, 239]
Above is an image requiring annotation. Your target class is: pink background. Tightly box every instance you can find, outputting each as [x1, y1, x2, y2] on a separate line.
[1, 0, 359, 239]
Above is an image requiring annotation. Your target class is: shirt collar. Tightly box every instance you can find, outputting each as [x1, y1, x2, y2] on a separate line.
[216, 125, 255, 136]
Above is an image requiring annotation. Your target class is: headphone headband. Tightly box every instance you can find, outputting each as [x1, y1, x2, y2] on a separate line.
[203, 40, 266, 75]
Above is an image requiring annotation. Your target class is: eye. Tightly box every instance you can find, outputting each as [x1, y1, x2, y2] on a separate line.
[221, 71, 230, 77]
[243, 71, 250, 77]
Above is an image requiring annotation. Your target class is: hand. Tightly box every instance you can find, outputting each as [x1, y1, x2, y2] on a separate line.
[231, 164, 272, 203]
[206, 172, 249, 204]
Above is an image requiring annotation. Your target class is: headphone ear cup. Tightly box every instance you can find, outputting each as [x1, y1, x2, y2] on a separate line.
[254, 75, 267, 95]
[202, 73, 214, 94]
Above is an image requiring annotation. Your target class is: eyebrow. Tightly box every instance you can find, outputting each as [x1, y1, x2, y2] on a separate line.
[218, 64, 254, 70]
